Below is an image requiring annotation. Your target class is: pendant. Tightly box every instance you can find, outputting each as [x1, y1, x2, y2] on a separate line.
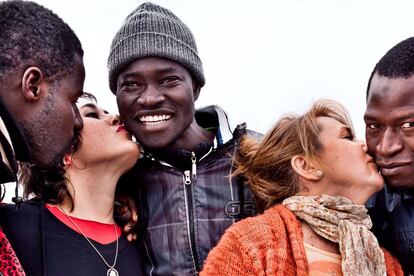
[107, 268, 119, 276]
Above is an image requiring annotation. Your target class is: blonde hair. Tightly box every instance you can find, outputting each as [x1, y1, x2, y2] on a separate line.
[235, 99, 354, 211]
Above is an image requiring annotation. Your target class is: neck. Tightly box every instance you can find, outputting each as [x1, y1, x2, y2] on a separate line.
[60, 163, 123, 224]
[166, 120, 215, 151]
[300, 183, 376, 205]
[301, 222, 340, 254]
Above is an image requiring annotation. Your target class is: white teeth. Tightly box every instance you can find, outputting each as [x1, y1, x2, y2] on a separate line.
[139, 114, 171, 124]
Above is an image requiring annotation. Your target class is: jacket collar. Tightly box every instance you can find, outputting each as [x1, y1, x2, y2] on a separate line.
[195, 105, 233, 147]
[367, 184, 414, 213]
[0, 117, 17, 183]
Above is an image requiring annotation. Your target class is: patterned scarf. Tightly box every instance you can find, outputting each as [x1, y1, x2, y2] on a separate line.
[282, 194, 386, 276]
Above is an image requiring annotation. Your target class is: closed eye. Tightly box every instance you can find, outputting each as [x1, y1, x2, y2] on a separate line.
[84, 112, 99, 119]
[343, 133, 354, 140]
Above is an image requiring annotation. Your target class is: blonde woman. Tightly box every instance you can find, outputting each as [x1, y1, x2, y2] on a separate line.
[201, 100, 403, 276]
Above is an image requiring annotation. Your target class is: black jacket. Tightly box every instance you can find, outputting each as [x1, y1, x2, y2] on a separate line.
[368, 185, 414, 275]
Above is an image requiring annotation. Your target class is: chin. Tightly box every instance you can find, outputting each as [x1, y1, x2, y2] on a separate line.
[119, 151, 139, 172]
[369, 174, 385, 193]
[374, 180, 385, 192]
[385, 179, 414, 190]
[139, 136, 178, 151]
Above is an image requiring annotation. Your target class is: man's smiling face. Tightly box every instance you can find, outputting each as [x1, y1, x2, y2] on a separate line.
[116, 57, 199, 150]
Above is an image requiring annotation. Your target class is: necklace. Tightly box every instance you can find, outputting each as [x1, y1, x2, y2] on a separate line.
[57, 204, 119, 276]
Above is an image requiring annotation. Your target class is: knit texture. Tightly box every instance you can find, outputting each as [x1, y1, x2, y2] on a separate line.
[283, 195, 386, 276]
[200, 204, 404, 276]
[107, 2, 205, 94]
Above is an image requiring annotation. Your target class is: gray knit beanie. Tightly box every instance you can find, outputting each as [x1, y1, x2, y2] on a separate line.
[108, 2, 205, 94]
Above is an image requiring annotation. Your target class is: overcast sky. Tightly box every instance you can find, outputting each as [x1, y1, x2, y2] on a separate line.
[26, 0, 414, 139]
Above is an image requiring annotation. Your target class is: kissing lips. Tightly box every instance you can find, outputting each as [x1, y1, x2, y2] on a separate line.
[117, 125, 127, 133]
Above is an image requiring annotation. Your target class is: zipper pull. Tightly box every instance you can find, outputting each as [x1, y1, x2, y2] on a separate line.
[191, 152, 197, 180]
[184, 170, 191, 185]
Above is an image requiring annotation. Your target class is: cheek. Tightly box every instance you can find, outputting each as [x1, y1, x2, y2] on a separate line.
[180, 96, 196, 115]
[366, 139, 378, 156]
[57, 103, 76, 131]
[402, 137, 414, 152]
[116, 95, 128, 113]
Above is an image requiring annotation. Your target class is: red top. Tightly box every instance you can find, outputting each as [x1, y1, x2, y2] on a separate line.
[46, 204, 122, 244]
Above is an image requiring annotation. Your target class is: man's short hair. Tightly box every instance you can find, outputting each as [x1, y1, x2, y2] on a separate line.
[0, 0, 83, 83]
[366, 37, 414, 96]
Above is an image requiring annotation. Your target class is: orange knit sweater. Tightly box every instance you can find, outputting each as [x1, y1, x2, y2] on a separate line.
[201, 204, 403, 276]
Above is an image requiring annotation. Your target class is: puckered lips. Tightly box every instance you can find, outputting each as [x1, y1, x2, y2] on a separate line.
[117, 125, 127, 133]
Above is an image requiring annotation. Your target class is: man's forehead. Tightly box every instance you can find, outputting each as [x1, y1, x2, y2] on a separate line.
[368, 74, 414, 102]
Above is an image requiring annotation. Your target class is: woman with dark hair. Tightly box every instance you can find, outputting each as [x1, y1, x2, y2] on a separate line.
[201, 100, 403, 276]
[0, 94, 143, 276]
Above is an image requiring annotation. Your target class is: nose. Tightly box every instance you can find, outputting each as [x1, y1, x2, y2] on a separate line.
[356, 139, 368, 152]
[376, 128, 403, 157]
[136, 84, 165, 107]
[108, 114, 121, 126]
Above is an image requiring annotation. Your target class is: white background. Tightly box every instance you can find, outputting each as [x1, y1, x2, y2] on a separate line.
[28, 0, 414, 137]
[5, 0, 414, 200]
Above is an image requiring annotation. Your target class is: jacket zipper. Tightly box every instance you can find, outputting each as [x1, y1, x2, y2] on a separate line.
[183, 152, 200, 271]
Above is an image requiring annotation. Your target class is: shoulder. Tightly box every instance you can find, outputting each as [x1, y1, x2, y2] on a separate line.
[381, 247, 404, 275]
[367, 185, 414, 228]
[0, 200, 41, 225]
[203, 204, 302, 275]
[224, 204, 299, 244]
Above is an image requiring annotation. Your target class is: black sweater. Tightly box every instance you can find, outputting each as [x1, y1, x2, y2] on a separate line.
[0, 201, 143, 276]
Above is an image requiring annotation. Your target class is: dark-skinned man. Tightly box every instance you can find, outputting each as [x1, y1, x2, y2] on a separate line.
[366, 37, 414, 275]
[108, 2, 257, 275]
[0, 1, 85, 274]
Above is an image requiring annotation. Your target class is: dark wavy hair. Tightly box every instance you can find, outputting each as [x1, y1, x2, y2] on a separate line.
[19, 93, 97, 209]
[0, 0, 83, 83]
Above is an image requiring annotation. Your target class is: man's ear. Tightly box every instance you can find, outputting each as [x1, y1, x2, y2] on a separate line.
[291, 155, 322, 181]
[21, 67, 43, 102]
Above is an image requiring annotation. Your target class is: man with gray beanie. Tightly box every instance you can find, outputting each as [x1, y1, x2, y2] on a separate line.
[108, 2, 257, 275]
